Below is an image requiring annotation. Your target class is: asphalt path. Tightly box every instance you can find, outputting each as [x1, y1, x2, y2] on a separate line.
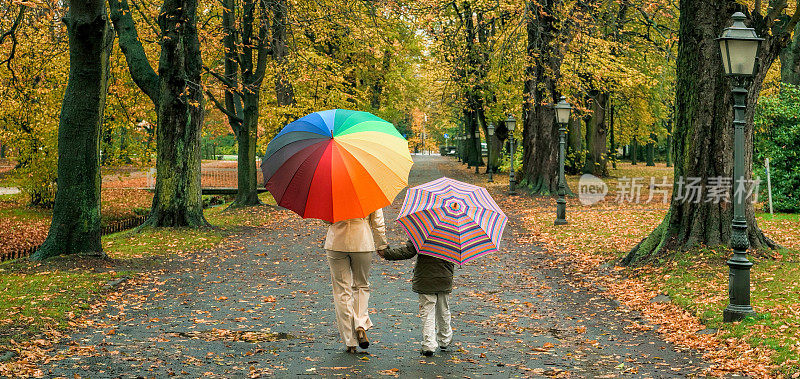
[39, 155, 707, 378]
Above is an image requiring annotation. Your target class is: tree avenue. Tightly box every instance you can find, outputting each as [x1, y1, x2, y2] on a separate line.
[4, 0, 800, 261]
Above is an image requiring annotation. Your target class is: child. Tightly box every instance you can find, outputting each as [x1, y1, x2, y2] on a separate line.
[379, 240, 454, 357]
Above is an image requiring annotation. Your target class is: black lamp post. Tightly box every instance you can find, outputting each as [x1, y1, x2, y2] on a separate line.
[506, 115, 517, 195]
[487, 123, 495, 182]
[718, 12, 762, 323]
[554, 96, 571, 226]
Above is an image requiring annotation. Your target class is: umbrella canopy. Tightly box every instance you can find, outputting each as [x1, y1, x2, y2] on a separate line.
[397, 177, 507, 265]
[262, 109, 413, 223]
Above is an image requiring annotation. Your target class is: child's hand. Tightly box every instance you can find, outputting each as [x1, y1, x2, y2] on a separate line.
[377, 249, 386, 259]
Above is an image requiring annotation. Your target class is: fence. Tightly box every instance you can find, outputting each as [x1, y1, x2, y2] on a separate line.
[0, 214, 148, 263]
[146, 167, 265, 189]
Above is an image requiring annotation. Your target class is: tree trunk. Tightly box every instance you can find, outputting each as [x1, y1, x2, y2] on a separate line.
[624, 1, 777, 264]
[521, 0, 562, 195]
[486, 124, 502, 173]
[666, 117, 673, 167]
[461, 2, 484, 169]
[610, 99, 616, 169]
[110, 0, 207, 227]
[646, 133, 656, 166]
[33, 0, 111, 260]
[146, 0, 208, 227]
[630, 137, 638, 165]
[233, 92, 260, 207]
[583, 92, 609, 176]
[566, 117, 582, 174]
[780, 23, 800, 85]
[221, 0, 266, 208]
[271, 0, 295, 110]
[463, 104, 482, 167]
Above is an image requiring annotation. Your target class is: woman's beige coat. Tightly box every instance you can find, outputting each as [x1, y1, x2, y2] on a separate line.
[324, 209, 388, 252]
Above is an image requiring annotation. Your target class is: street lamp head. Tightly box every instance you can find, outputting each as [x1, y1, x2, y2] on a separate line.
[488, 123, 495, 136]
[554, 96, 572, 124]
[505, 114, 516, 132]
[717, 12, 763, 77]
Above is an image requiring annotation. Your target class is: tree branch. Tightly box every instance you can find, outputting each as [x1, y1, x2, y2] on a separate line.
[783, 4, 800, 36]
[765, 0, 787, 29]
[206, 89, 243, 129]
[252, 0, 271, 87]
[0, 7, 25, 80]
[108, 0, 161, 106]
[203, 65, 239, 93]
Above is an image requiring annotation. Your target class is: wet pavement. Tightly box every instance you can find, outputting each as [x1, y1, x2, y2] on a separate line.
[38, 155, 707, 378]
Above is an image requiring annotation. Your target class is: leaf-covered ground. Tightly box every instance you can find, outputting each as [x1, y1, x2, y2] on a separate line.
[0, 160, 247, 256]
[3, 156, 712, 378]
[488, 161, 800, 376]
[0, 188, 153, 256]
[3, 156, 797, 377]
[0, 197, 265, 377]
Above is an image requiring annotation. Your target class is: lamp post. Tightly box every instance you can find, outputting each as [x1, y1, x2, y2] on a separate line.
[487, 123, 495, 182]
[554, 96, 571, 226]
[718, 12, 761, 323]
[474, 131, 481, 174]
[506, 115, 517, 194]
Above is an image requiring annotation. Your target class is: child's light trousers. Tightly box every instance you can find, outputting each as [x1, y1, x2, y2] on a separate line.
[418, 293, 452, 352]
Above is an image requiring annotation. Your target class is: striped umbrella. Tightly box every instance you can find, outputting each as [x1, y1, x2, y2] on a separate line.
[397, 177, 507, 265]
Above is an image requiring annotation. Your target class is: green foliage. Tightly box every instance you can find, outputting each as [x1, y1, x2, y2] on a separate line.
[14, 141, 57, 208]
[201, 133, 236, 159]
[497, 141, 522, 174]
[565, 148, 587, 175]
[754, 84, 800, 213]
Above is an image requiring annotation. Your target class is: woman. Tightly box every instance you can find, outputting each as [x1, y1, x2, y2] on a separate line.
[324, 209, 388, 353]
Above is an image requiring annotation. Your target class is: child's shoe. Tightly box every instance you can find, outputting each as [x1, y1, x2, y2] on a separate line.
[421, 350, 434, 357]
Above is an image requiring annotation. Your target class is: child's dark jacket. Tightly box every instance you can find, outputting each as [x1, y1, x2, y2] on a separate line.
[383, 241, 455, 294]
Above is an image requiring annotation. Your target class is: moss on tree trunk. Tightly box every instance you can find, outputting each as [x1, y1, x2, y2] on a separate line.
[230, 93, 261, 208]
[33, 1, 111, 260]
[521, 0, 562, 195]
[144, 0, 208, 227]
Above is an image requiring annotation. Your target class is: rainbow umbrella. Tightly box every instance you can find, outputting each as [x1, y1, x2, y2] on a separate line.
[261, 109, 413, 223]
[397, 177, 507, 265]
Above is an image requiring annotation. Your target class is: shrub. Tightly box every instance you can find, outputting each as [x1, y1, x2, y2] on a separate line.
[15, 145, 57, 207]
[754, 84, 800, 213]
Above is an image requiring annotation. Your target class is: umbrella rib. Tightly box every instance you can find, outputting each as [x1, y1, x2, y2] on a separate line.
[334, 139, 411, 196]
[280, 142, 329, 216]
[335, 142, 391, 214]
[262, 138, 329, 182]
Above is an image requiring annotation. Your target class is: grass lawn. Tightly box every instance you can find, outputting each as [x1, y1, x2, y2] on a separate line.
[0, 195, 275, 376]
